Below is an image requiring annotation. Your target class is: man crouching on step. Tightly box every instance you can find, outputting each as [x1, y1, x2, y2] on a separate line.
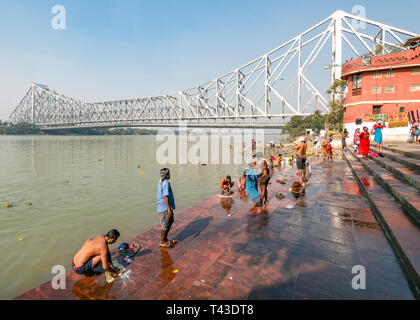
[72, 229, 121, 276]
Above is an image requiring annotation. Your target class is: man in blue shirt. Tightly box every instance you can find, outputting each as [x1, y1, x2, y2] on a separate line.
[157, 168, 177, 248]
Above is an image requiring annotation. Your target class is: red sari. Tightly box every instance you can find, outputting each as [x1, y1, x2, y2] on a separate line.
[358, 131, 370, 156]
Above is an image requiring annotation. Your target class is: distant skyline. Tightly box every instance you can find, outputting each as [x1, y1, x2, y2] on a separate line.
[1, 0, 419, 120]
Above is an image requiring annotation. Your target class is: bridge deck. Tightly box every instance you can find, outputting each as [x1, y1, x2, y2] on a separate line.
[16, 154, 414, 300]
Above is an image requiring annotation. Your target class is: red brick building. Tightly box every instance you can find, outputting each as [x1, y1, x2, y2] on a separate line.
[341, 45, 420, 141]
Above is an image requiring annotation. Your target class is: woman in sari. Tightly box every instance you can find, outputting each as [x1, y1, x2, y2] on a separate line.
[358, 127, 370, 160]
[245, 161, 260, 202]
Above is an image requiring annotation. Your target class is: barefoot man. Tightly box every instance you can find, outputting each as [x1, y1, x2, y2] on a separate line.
[72, 229, 121, 276]
[293, 137, 307, 183]
[157, 168, 177, 248]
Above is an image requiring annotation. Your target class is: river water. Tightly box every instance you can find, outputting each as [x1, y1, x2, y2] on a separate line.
[0, 133, 283, 299]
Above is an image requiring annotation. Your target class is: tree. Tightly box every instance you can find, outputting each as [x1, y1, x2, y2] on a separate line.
[2, 122, 38, 135]
[306, 110, 327, 133]
[326, 79, 347, 132]
[282, 110, 328, 137]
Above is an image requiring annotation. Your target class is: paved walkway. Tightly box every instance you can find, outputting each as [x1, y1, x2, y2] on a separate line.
[17, 154, 415, 300]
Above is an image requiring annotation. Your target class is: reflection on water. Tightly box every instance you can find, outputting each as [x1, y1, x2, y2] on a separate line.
[159, 248, 176, 282]
[220, 197, 234, 216]
[238, 190, 249, 201]
[72, 276, 116, 300]
[0, 135, 253, 299]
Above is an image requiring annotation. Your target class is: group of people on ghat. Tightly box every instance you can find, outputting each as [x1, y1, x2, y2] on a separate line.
[314, 128, 334, 161]
[352, 120, 386, 160]
[220, 136, 309, 208]
[312, 120, 389, 163]
[70, 136, 314, 280]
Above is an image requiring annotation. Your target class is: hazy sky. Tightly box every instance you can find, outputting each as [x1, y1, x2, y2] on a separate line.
[1, 0, 419, 121]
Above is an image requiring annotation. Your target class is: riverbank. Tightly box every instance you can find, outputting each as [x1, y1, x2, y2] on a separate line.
[16, 153, 414, 300]
[0, 135, 248, 299]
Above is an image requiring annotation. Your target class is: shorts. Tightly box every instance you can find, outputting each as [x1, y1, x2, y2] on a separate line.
[296, 157, 307, 170]
[159, 210, 174, 231]
[342, 139, 347, 146]
[72, 258, 105, 275]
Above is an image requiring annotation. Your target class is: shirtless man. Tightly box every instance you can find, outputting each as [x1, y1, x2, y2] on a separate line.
[293, 137, 307, 183]
[220, 176, 234, 195]
[72, 229, 120, 276]
[256, 159, 270, 207]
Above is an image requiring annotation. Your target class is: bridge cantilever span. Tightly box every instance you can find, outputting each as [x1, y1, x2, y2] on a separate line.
[9, 10, 418, 129]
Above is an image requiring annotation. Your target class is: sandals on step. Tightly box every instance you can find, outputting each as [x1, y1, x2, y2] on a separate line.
[159, 240, 178, 248]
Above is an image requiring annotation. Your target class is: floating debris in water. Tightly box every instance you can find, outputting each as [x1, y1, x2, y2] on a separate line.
[2, 203, 13, 209]
[138, 172, 145, 175]
[19, 237, 23, 241]
[137, 165, 141, 168]
[98, 159, 103, 162]
[27, 202, 32, 206]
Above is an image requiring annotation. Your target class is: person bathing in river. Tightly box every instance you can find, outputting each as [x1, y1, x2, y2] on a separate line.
[157, 168, 177, 248]
[256, 158, 270, 207]
[246, 160, 260, 202]
[220, 176, 234, 195]
[238, 172, 247, 191]
[72, 229, 121, 276]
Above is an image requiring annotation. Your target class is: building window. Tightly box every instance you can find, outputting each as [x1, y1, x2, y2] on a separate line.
[409, 84, 420, 92]
[372, 87, 381, 94]
[411, 68, 420, 75]
[386, 71, 395, 78]
[372, 71, 382, 79]
[385, 85, 395, 93]
[353, 74, 362, 89]
[399, 106, 405, 113]
[373, 105, 382, 115]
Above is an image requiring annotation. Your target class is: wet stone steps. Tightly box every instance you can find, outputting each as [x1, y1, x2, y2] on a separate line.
[352, 150, 420, 226]
[344, 151, 420, 297]
[368, 148, 420, 192]
[375, 148, 420, 174]
[382, 145, 420, 161]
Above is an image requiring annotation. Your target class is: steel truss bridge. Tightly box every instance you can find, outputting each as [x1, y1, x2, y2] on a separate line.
[9, 10, 419, 130]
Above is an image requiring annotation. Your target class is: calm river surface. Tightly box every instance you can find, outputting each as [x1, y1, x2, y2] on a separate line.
[0, 133, 282, 299]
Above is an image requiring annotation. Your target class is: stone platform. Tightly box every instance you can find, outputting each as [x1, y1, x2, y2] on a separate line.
[345, 143, 420, 297]
[16, 154, 416, 300]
